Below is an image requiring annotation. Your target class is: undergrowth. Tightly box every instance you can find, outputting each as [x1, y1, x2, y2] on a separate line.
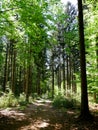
[0, 91, 18, 108]
[0, 91, 33, 109]
[53, 92, 80, 109]
[0, 89, 81, 110]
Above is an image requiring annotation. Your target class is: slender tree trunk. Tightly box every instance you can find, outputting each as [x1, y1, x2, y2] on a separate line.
[36, 67, 41, 95]
[95, 37, 98, 102]
[78, 0, 91, 119]
[10, 42, 15, 92]
[72, 66, 77, 93]
[57, 50, 61, 90]
[26, 67, 29, 102]
[12, 50, 16, 94]
[26, 45, 32, 101]
[19, 66, 22, 93]
[62, 47, 66, 91]
[26, 65, 32, 102]
[23, 60, 26, 93]
[69, 56, 72, 90]
[66, 55, 69, 90]
[52, 64, 54, 98]
[51, 52, 54, 98]
[2, 43, 8, 92]
[58, 66, 61, 90]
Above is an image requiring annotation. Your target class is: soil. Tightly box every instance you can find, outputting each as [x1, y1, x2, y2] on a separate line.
[0, 99, 98, 130]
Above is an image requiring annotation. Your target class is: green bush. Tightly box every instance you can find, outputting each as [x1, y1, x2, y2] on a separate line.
[0, 91, 32, 108]
[0, 91, 18, 108]
[53, 94, 76, 109]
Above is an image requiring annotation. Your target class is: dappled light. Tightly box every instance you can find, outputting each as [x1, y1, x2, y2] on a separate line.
[20, 119, 50, 130]
[67, 110, 75, 115]
[0, 99, 98, 130]
[0, 109, 25, 118]
[0, 0, 98, 129]
[32, 99, 52, 107]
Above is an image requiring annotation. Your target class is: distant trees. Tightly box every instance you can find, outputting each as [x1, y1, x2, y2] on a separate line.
[55, 2, 79, 94]
[0, 0, 80, 99]
[0, 0, 49, 100]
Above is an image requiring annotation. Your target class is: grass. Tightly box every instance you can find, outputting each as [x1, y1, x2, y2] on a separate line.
[0, 87, 96, 112]
[0, 91, 18, 108]
[0, 91, 33, 109]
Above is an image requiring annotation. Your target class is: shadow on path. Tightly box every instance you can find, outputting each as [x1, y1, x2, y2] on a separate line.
[0, 99, 98, 130]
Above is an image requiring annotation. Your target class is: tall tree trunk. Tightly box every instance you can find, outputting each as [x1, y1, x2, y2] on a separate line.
[36, 67, 41, 96]
[78, 0, 91, 119]
[26, 67, 29, 102]
[19, 66, 22, 93]
[66, 55, 69, 90]
[72, 66, 77, 93]
[51, 53, 54, 98]
[69, 56, 72, 90]
[62, 47, 66, 91]
[23, 60, 26, 93]
[57, 66, 61, 90]
[11, 50, 16, 94]
[52, 64, 54, 98]
[26, 65, 32, 102]
[57, 50, 61, 90]
[26, 45, 32, 101]
[94, 36, 98, 102]
[2, 43, 8, 92]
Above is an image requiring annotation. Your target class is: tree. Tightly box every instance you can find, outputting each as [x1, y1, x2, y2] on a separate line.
[0, 0, 97, 108]
[84, 0, 98, 102]
[78, 0, 92, 119]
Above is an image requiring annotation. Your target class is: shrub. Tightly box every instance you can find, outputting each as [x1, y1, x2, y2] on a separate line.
[0, 91, 32, 108]
[53, 94, 77, 109]
[0, 90, 18, 108]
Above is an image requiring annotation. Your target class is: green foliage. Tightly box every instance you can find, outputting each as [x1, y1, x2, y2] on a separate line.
[0, 91, 18, 108]
[18, 92, 27, 105]
[0, 91, 33, 108]
[53, 93, 78, 109]
[84, 1, 98, 99]
[0, 0, 98, 108]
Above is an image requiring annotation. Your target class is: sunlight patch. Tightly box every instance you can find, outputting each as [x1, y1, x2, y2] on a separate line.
[37, 122, 49, 128]
[55, 123, 62, 129]
[67, 110, 75, 114]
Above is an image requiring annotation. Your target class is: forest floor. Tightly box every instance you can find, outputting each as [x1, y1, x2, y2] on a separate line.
[0, 99, 98, 130]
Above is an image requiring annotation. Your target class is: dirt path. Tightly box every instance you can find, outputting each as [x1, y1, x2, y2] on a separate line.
[0, 99, 98, 130]
[20, 99, 74, 130]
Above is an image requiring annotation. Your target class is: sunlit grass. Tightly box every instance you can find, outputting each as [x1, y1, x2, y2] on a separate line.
[0, 91, 33, 109]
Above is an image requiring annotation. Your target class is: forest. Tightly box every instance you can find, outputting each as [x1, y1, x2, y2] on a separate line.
[0, 0, 98, 129]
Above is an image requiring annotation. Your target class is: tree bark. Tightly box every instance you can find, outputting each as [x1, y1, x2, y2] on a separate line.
[52, 53, 54, 98]
[66, 55, 69, 90]
[2, 43, 8, 92]
[78, 0, 91, 119]
[72, 66, 77, 93]
[26, 67, 29, 102]
[62, 47, 66, 91]
[12, 50, 16, 94]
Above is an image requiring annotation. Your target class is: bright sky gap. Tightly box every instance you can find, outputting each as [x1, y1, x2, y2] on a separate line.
[61, 0, 77, 6]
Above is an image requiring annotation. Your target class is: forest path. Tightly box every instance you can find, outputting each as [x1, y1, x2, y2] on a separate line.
[0, 99, 98, 130]
[20, 99, 76, 130]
